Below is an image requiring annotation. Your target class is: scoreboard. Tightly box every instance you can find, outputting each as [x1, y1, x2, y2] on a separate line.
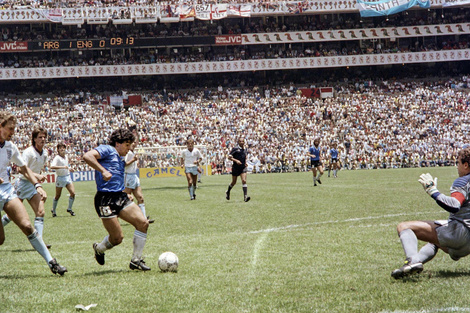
[0, 35, 238, 52]
[27, 36, 215, 51]
[34, 37, 137, 50]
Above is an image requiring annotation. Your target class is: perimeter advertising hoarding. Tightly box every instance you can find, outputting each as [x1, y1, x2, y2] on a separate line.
[0, 41, 28, 52]
[45, 166, 212, 183]
[215, 35, 242, 45]
[140, 166, 212, 178]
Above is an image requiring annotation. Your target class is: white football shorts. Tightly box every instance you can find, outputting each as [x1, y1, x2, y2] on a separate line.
[0, 183, 18, 211]
[15, 179, 37, 201]
[56, 175, 73, 188]
[124, 173, 141, 189]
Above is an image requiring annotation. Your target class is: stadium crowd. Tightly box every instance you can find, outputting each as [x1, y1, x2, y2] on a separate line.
[0, 0, 156, 9]
[3, 75, 470, 175]
[0, 8, 467, 69]
[0, 0, 286, 8]
[1, 10, 468, 41]
[0, 37, 467, 69]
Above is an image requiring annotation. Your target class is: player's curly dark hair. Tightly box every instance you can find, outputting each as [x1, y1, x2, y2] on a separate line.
[458, 147, 470, 165]
[108, 128, 135, 147]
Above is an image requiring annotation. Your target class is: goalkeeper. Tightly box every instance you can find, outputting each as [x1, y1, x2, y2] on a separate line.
[392, 147, 470, 279]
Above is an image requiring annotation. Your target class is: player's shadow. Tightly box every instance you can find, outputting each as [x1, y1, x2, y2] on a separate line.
[394, 270, 470, 282]
[85, 269, 127, 276]
[0, 273, 49, 279]
[0, 269, 129, 279]
[10, 248, 36, 253]
[431, 269, 470, 278]
[142, 186, 185, 191]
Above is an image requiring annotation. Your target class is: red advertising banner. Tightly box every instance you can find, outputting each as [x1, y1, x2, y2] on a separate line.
[107, 94, 142, 107]
[124, 95, 142, 106]
[0, 41, 28, 52]
[215, 35, 242, 45]
[320, 87, 334, 98]
[299, 88, 320, 98]
[46, 173, 56, 183]
[299, 88, 334, 98]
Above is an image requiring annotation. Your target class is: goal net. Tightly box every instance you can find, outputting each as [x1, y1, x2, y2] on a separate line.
[137, 145, 211, 176]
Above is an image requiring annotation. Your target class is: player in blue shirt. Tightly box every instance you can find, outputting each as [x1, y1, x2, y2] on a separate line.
[328, 142, 339, 178]
[392, 147, 470, 279]
[307, 138, 324, 186]
[83, 128, 151, 271]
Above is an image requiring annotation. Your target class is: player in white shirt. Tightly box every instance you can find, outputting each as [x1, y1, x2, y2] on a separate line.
[50, 142, 76, 217]
[124, 141, 154, 223]
[0, 111, 67, 275]
[180, 138, 203, 200]
[2, 127, 50, 244]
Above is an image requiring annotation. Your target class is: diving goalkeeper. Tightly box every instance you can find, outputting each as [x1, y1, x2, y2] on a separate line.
[391, 147, 470, 279]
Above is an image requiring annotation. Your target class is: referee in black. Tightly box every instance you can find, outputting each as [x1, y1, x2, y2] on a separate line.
[226, 137, 251, 202]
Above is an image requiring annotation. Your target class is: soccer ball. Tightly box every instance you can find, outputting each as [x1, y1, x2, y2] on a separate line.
[158, 252, 179, 272]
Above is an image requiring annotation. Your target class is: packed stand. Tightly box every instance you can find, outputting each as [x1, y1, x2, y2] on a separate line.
[1, 10, 468, 40]
[3, 76, 470, 175]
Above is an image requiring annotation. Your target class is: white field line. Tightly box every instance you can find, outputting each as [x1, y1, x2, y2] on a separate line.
[353, 223, 396, 228]
[248, 220, 470, 313]
[249, 211, 438, 234]
[251, 232, 268, 269]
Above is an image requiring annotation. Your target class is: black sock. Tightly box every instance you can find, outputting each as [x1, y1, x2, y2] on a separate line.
[243, 186, 247, 196]
[227, 185, 233, 193]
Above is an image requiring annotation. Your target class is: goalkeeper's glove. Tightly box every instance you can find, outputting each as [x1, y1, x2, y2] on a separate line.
[418, 173, 439, 196]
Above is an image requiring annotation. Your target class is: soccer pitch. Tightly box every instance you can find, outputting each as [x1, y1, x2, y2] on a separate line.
[2, 167, 470, 313]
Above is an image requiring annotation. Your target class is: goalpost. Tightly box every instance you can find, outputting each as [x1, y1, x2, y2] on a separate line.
[137, 145, 211, 176]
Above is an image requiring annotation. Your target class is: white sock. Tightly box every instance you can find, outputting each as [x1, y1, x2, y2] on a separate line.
[52, 199, 58, 213]
[412, 243, 438, 264]
[34, 217, 44, 237]
[132, 230, 147, 261]
[399, 229, 418, 259]
[139, 203, 146, 217]
[28, 230, 53, 264]
[2, 214, 11, 226]
[96, 235, 114, 253]
[67, 197, 75, 211]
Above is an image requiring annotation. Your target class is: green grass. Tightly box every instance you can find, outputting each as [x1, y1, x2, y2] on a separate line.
[1, 167, 470, 313]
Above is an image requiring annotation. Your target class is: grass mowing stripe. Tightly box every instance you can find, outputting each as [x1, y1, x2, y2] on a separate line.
[249, 210, 437, 234]
[380, 308, 470, 313]
[3, 167, 469, 313]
